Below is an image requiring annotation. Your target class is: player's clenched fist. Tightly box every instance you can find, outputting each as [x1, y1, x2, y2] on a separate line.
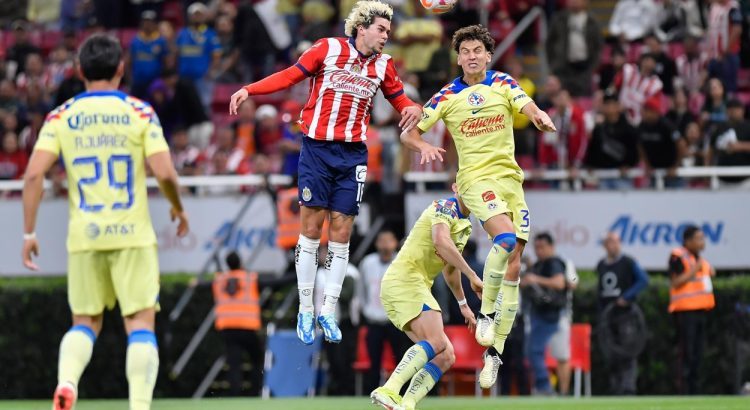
[229, 88, 250, 115]
[170, 208, 190, 237]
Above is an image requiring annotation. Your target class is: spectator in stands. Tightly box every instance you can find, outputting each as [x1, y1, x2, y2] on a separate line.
[16, 53, 53, 97]
[584, 91, 640, 189]
[669, 225, 716, 395]
[278, 100, 304, 177]
[315, 243, 361, 396]
[678, 121, 707, 168]
[149, 69, 212, 147]
[394, 5, 443, 97]
[211, 251, 264, 396]
[234, 0, 277, 83]
[707, 0, 743, 93]
[176, 2, 222, 111]
[358, 229, 409, 394]
[170, 127, 202, 176]
[675, 35, 708, 100]
[667, 87, 697, 137]
[46, 46, 74, 92]
[18, 108, 44, 153]
[598, 45, 626, 93]
[546, 0, 603, 97]
[701, 77, 729, 137]
[638, 96, 683, 187]
[0, 79, 23, 114]
[503, 58, 538, 163]
[60, 0, 91, 31]
[709, 99, 750, 183]
[537, 74, 562, 112]
[521, 232, 568, 396]
[53, 63, 85, 106]
[214, 14, 241, 83]
[655, 0, 705, 41]
[203, 127, 247, 176]
[6, 21, 41, 79]
[616, 53, 663, 125]
[2, 112, 20, 136]
[596, 232, 649, 395]
[537, 89, 588, 177]
[231, 99, 258, 158]
[300, 0, 336, 42]
[608, 0, 659, 42]
[643, 33, 677, 95]
[129, 10, 171, 99]
[0, 131, 27, 181]
[548, 255, 578, 396]
[254, 104, 282, 156]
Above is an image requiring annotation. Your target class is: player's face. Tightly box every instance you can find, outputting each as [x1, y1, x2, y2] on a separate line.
[457, 40, 491, 76]
[360, 17, 391, 55]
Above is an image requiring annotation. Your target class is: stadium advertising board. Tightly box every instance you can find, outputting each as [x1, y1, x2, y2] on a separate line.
[0, 194, 287, 276]
[406, 190, 750, 270]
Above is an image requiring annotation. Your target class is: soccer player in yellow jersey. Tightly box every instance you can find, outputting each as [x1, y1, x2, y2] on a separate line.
[401, 25, 556, 390]
[21, 34, 189, 410]
[370, 186, 483, 410]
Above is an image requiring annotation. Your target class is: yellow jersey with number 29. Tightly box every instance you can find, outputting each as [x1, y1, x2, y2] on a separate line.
[34, 90, 169, 253]
[417, 71, 533, 191]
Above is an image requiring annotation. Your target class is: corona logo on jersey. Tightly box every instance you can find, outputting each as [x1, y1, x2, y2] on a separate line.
[420, 0, 457, 14]
[329, 70, 378, 98]
[67, 112, 131, 131]
[459, 114, 506, 137]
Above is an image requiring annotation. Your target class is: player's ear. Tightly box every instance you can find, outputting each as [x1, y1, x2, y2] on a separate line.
[116, 61, 125, 79]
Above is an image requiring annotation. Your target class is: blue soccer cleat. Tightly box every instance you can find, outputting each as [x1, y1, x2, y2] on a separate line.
[317, 313, 342, 343]
[297, 311, 315, 345]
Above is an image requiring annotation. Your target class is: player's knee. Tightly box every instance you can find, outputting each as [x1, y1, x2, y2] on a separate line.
[301, 224, 323, 239]
[72, 314, 103, 334]
[442, 343, 456, 369]
[422, 337, 446, 356]
[493, 232, 517, 253]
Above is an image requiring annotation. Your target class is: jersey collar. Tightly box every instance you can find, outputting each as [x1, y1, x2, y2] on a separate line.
[348, 37, 379, 59]
[453, 70, 496, 92]
[74, 90, 128, 101]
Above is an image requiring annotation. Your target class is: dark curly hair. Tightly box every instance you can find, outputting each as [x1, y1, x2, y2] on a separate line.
[451, 24, 495, 54]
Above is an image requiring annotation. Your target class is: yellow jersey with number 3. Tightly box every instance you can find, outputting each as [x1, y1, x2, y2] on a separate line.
[34, 90, 169, 252]
[417, 71, 533, 191]
[386, 198, 472, 283]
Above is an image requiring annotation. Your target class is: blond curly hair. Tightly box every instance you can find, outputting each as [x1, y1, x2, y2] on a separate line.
[344, 1, 393, 38]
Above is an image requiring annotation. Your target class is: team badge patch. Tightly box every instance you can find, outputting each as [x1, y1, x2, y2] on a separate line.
[488, 203, 497, 210]
[351, 64, 362, 74]
[302, 186, 312, 202]
[482, 191, 496, 202]
[467, 92, 486, 107]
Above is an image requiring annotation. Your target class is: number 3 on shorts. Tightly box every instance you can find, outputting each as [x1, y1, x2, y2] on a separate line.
[355, 165, 367, 203]
[520, 209, 530, 228]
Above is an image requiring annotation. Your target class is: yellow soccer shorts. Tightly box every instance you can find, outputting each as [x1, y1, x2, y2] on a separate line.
[68, 245, 160, 317]
[460, 177, 530, 242]
[380, 271, 441, 332]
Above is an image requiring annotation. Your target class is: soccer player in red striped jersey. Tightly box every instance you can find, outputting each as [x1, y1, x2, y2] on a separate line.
[228, 1, 426, 345]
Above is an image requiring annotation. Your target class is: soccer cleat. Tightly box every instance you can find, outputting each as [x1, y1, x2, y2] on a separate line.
[52, 382, 77, 410]
[370, 386, 402, 409]
[478, 350, 503, 389]
[317, 313, 342, 343]
[475, 313, 496, 347]
[296, 311, 315, 345]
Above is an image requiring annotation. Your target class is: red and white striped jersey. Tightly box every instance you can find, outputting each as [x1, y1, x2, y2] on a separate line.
[295, 37, 406, 143]
[616, 63, 663, 125]
[675, 52, 707, 93]
[707, 0, 743, 59]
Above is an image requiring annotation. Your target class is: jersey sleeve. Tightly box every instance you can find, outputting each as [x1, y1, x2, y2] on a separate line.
[494, 73, 533, 114]
[417, 87, 450, 133]
[381, 58, 406, 101]
[34, 119, 61, 156]
[295, 38, 328, 76]
[142, 108, 169, 157]
[430, 199, 459, 227]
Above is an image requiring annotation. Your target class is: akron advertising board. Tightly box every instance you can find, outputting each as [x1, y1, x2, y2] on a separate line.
[406, 190, 750, 270]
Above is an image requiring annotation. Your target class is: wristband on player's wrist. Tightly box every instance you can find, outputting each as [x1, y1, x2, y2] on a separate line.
[23, 232, 36, 240]
[457, 298, 467, 306]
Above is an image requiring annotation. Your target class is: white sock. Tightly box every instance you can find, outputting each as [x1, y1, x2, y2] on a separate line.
[295, 234, 319, 313]
[321, 241, 349, 316]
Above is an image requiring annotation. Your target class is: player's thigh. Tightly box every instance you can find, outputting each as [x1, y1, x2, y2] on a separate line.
[329, 141, 368, 217]
[68, 250, 116, 316]
[497, 177, 531, 242]
[380, 276, 440, 334]
[461, 178, 512, 231]
[108, 245, 160, 317]
[406, 309, 447, 350]
[298, 137, 334, 211]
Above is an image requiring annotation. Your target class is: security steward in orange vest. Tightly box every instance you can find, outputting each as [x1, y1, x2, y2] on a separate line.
[213, 251, 263, 396]
[668, 225, 716, 395]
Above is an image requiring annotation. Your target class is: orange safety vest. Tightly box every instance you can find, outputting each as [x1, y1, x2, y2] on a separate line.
[212, 269, 261, 331]
[668, 247, 715, 313]
[276, 187, 328, 250]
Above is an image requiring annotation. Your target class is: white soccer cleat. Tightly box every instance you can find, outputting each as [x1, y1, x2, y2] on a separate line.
[475, 313, 496, 347]
[52, 381, 77, 410]
[478, 350, 503, 389]
[370, 386, 401, 409]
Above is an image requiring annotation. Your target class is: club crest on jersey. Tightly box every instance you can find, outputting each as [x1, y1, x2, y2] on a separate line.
[302, 186, 312, 202]
[488, 202, 497, 210]
[350, 64, 362, 74]
[482, 191, 496, 202]
[467, 92, 486, 107]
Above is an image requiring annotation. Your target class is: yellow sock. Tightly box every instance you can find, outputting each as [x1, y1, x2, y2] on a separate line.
[480, 243, 508, 315]
[492, 279, 520, 354]
[126, 330, 159, 410]
[383, 341, 435, 393]
[402, 362, 443, 408]
[58, 325, 95, 386]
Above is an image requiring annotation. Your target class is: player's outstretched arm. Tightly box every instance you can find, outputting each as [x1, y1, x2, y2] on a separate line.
[521, 101, 557, 132]
[147, 152, 189, 237]
[400, 127, 445, 164]
[431, 223, 477, 279]
[442, 266, 477, 331]
[21, 150, 59, 270]
[229, 66, 308, 115]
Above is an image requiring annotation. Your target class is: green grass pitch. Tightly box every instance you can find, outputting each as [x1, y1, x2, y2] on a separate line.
[1, 397, 748, 410]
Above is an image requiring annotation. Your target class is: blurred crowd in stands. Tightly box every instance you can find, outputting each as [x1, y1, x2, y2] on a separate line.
[1, 0, 750, 193]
